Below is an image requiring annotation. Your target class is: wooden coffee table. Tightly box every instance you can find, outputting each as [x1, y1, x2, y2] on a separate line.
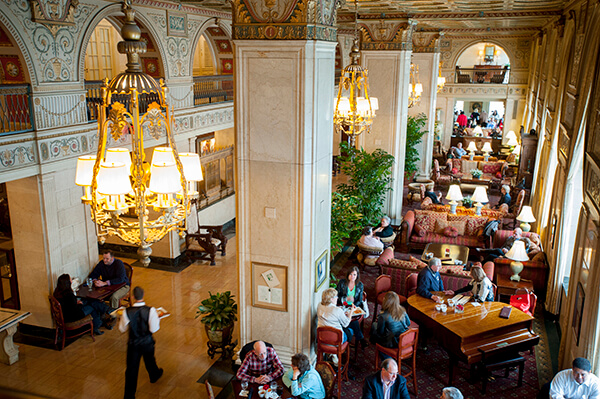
[421, 243, 469, 266]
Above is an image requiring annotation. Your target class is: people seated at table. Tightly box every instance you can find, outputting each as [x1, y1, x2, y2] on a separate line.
[282, 353, 326, 399]
[373, 216, 394, 238]
[424, 187, 443, 204]
[362, 359, 410, 399]
[477, 227, 530, 262]
[448, 142, 467, 159]
[358, 226, 384, 250]
[494, 185, 512, 209]
[549, 357, 600, 399]
[370, 292, 411, 350]
[236, 340, 285, 383]
[53, 273, 110, 336]
[441, 386, 464, 399]
[416, 257, 454, 303]
[454, 264, 494, 302]
[336, 266, 368, 348]
[88, 250, 130, 310]
[456, 111, 468, 127]
[318, 288, 353, 346]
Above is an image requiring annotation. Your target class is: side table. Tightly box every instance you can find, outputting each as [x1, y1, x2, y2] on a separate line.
[496, 274, 534, 302]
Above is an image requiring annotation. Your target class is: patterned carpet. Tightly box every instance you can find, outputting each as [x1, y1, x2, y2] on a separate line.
[330, 249, 550, 399]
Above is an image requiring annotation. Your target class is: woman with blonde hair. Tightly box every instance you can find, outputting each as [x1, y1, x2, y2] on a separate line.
[455, 264, 494, 302]
[317, 288, 353, 343]
[371, 291, 411, 349]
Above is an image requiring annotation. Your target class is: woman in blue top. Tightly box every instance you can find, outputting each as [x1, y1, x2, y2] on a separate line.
[372, 292, 411, 349]
[283, 353, 325, 399]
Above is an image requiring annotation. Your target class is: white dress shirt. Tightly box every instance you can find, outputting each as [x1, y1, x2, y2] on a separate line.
[550, 369, 600, 399]
[118, 301, 160, 333]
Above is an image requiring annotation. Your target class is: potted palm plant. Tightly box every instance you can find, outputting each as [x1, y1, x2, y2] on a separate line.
[196, 291, 238, 358]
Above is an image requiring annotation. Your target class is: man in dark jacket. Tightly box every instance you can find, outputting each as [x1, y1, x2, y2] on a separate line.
[417, 257, 454, 303]
[362, 359, 410, 399]
[89, 250, 130, 309]
[119, 286, 163, 399]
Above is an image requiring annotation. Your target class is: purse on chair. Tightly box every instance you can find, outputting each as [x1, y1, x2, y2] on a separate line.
[510, 288, 532, 315]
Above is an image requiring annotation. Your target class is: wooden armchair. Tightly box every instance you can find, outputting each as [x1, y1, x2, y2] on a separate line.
[185, 226, 228, 266]
[119, 262, 134, 307]
[499, 189, 525, 229]
[49, 296, 95, 350]
[431, 159, 454, 189]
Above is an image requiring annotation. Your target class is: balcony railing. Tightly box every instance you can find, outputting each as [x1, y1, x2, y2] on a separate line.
[193, 75, 233, 106]
[0, 84, 34, 135]
[455, 66, 510, 84]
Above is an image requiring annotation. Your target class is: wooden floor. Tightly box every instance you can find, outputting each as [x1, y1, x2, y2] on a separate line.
[0, 238, 239, 399]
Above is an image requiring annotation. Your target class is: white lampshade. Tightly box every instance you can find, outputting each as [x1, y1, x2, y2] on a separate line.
[149, 162, 182, 194]
[517, 206, 536, 223]
[505, 240, 529, 262]
[505, 130, 517, 141]
[96, 162, 132, 195]
[438, 76, 446, 86]
[369, 97, 379, 111]
[151, 147, 175, 165]
[506, 137, 519, 146]
[467, 142, 478, 152]
[446, 184, 464, 201]
[415, 83, 423, 94]
[471, 186, 489, 203]
[105, 148, 132, 175]
[473, 125, 483, 135]
[179, 153, 203, 181]
[357, 97, 370, 113]
[512, 144, 521, 155]
[75, 155, 96, 186]
[481, 142, 493, 153]
[336, 97, 350, 114]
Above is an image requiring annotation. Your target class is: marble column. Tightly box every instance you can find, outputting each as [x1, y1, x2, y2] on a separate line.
[358, 20, 416, 220]
[233, 0, 337, 362]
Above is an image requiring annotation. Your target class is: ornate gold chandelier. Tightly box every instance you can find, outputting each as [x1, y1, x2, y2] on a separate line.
[74, 2, 202, 267]
[408, 62, 422, 108]
[333, 0, 378, 146]
[437, 62, 446, 93]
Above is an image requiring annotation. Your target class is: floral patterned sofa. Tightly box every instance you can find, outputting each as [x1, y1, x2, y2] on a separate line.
[446, 158, 508, 186]
[400, 209, 493, 252]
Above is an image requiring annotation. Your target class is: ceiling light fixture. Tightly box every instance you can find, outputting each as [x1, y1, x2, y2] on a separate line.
[408, 62, 423, 108]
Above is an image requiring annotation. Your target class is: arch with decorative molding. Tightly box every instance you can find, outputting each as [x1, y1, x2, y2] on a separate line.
[0, 11, 37, 87]
[453, 40, 512, 69]
[188, 18, 234, 75]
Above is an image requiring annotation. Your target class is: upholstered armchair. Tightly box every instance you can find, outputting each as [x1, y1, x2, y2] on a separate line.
[499, 189, 526, 229]
[431, 159, 454, 189]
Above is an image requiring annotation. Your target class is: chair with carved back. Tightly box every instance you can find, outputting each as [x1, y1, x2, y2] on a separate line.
[374, 322, 420, 396]
[48, 295, 95, 350]
[185, 200, 228, 265]
[431, 159, 453, 190]
[315, 361, 336, 399]
[316, 326, 350, 399]
[119, 262, 134, 307]
[500, 189, 525, 229]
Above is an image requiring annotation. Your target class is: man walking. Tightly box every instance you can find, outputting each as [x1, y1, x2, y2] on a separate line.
[119, 286, 163, 399]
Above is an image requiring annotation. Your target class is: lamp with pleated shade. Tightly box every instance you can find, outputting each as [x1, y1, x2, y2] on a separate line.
[505, 240, 529, 281]
[446, 184, 463, 214]
[517, 206, 536, 232]
[467, 141, 477, 160]
[75, 155, 96, 201]
[97, 162, 131, 210]
[481, 142, 493, 161]
[471, 186, 489, 216]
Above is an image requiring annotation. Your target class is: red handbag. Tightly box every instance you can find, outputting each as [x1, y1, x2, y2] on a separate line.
[510, 288, 532, 316]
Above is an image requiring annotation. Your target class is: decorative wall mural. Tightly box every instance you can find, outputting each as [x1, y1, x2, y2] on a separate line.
[142, 57, 160, 77]
[167, 11, 187, 37]
[215, 39, 232, 53]
[0, 146, 35, 167]
[0, 56, 25, 83]
[221, 58, 233, 74]
[207, 27, 226, 36]
[140, 32, 155, 51]
[29, 0, 78, 29]
[166, 37, 190, 77]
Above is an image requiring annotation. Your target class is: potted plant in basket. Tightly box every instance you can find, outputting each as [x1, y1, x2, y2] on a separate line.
[196, 291, 238, 358]
[470, 169, 483, 179]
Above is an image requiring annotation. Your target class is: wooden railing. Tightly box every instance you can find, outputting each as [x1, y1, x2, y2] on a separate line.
[0, 84, 34, 135]
[193, 75, 233, 106]
[455, 66, 510, 84]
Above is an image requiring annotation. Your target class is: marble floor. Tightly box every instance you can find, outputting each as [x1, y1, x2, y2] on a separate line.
[0, 238, 239, 399]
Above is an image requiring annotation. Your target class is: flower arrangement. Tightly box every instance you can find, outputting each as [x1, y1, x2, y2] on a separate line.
[470, 169, 483, 178]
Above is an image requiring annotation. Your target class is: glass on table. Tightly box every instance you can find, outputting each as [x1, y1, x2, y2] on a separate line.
[240, 381, 248, 392]
[270, 380, 278, 391]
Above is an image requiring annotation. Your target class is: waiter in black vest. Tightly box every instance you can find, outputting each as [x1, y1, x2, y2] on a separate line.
[118, 286, 163, 398]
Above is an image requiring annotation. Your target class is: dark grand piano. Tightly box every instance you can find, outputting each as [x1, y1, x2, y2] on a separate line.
[407, 293, 539, 385]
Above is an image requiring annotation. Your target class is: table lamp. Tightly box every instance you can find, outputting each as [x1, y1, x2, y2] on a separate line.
[505, 240, 529, 281]
[467, 141, 477, 160]
[446, 184, 463, 214]
[517, 205, 536, 232]
[506, 136, 519, 147]
[473, 125, 484, 137]
[481, 142, 493, 161]
[471, 186, 489, 216]
[505, 130, 517, 143]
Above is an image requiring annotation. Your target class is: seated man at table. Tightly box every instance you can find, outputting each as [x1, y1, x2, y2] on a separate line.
[236, 340, 285, 384]
[477, 227, 530, 263]
[362, 359, 409, 399]
[373, 216, 394, 239]
[549, 357, 600, 399]
[416, 257, 454, 303]
[88, 250, 130, 310]
[282, 353, 325, 399]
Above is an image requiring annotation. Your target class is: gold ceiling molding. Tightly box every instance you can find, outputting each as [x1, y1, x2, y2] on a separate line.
[360, 19, 415, 50]
[412, 32, 441, 53]
[29, 0, 78, 34]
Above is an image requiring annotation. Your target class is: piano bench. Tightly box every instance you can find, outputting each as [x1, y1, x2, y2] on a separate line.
[478, 352, 525, 394]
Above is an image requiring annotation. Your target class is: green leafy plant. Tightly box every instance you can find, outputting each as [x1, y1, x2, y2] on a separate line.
[470, 169, 483, 178]
[462, 196, 473, 208]
[196, 291, 238, 331]
[330, 192, 362, 254]
[405, 113, 428, 179]
[337, 142, 395, 228]
[329, 272, 339, 289]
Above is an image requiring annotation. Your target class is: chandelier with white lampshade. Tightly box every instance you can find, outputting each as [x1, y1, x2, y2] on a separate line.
[74, 1, 202, 267]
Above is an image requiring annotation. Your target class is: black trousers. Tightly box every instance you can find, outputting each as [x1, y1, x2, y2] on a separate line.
[124, 340, 161, 399]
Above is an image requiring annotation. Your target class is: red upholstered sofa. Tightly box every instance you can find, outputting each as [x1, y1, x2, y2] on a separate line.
[491, 229, 549, 298]
[400, 209, 493, 252]
[380, 259, 494, 298]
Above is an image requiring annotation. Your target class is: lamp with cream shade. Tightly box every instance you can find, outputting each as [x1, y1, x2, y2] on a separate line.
[517, 206, 536, 232]
[446, 184, 463, 214]
[467, 141, 477, 160]
[75, 155, 96, 201]
[471, 186, 489, 216]
[473, 125, 484, 137]
[96, 162, 132, 211]
[505, 130, 517, 141]
[481, 142, 493, 161]
[105, 148, 132, 175]
[505, 240, 529, 281]
[506, 136, 519, 147]
[179, 152, 204, 197]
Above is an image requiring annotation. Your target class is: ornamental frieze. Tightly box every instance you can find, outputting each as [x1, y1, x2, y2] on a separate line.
[359, 20, 414, 51]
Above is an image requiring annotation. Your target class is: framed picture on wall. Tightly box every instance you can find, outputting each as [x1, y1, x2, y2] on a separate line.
[167, 11, 187, 37]
[572, 282, 585, 346]
[315, 250, 328, 292]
